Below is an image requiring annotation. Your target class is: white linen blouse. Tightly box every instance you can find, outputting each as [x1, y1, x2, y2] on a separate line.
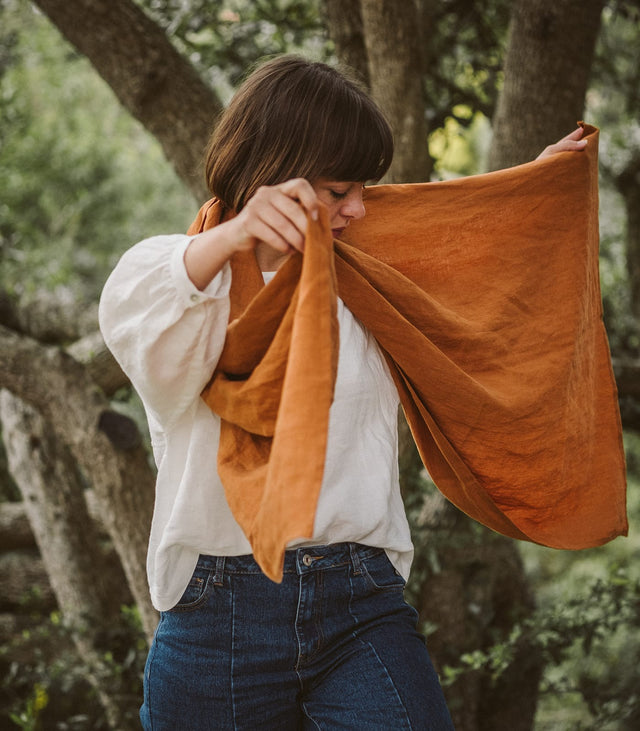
[99, 234, 414, 611]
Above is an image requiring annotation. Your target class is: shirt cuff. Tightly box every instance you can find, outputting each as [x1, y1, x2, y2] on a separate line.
[170, 235, 232, 306]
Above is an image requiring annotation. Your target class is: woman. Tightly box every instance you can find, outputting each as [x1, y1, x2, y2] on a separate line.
[100, 55, 594, 730]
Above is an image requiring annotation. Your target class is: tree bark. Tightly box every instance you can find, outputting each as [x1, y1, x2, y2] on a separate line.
[323, 0, 370, 87]
[0, 391, 138, 730]
[398, 417, 542, 731]
[615, 152, 640, 319]
[0, 548, 55, 611]
[0, 391, 129, 626]
[0, 325, 158, 639]
[489, 0, 605, 170]
[67, 330, 129, 397]
[31, 0, 223, 201]
[0, 287, 97, 344]
[359, 0, 433, 182]
[0, 289, 129, 396]
[0, 501, 34, 551]
[613, 356, 640, 400]
[0, 489, 114, 550]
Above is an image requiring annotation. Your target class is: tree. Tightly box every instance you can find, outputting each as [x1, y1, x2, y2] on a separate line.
[358, 0, 432, 182]
[0, 391, 140, 730]
[592, 2, 640, 321]
[324, 0, 512, 180]
[18, 0, 221, 201]
[489, 0, 605, 170]
[0, 0, 636, 728]
[0, 321, 157, 636]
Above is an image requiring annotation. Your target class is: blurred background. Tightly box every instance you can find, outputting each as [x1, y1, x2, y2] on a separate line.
[0, 1, 639, 729]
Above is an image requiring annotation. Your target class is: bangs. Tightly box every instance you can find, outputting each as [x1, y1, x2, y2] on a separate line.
[315, 88, 394, 183]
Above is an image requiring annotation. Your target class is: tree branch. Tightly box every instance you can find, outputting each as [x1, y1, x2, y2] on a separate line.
[0, 324, 157, 637]
[1, 391, 137, 729]
[32, 0, 223, 201]
[67, 330, 129, 396]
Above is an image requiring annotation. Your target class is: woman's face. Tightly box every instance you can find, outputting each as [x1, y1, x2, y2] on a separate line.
[312, 179, 366, 239]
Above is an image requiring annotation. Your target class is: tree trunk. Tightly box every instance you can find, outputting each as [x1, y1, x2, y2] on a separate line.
[0, 489, 114, 551]
[489, 0, 604, 170]
[418, 506, 542, 731]
[0, 286, 97, 344]
[398, 417, 543, 731]
[0, 392, 129, 627]
[359, 0, 433, 182]
[616, 152, 640, 319]
[0, 289, 129, 396]
[0, 325, 158, 639]
[323, 0, 370, 87]
[0, 391, 138, 730]
[32, 0, 223, 201]
[0, 548, 55, 611]
[0, 501, 34, 551]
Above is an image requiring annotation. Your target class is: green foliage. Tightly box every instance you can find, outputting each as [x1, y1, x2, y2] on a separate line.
[9, 683, 48, 731]
[589, 1, 640, 356]
[428, 430, 640, 731]
[139, 0, 512, 148]
[429, 106, 493, 177]
[598, 185, 638, 353]
[420, 0, 511, 131]
[140, 0, 329, 97]
[0, 0, 196, 302]
[440, 564, 640, 729]
[0, 603, 147, 730]
[595, 1, 640, 120]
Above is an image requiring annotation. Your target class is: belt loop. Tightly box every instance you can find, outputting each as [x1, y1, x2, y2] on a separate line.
[349, 543, 363, 575]
[213, 556, 226, 586]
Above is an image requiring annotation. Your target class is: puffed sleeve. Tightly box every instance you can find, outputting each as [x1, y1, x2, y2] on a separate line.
[98, 234, 231, 430]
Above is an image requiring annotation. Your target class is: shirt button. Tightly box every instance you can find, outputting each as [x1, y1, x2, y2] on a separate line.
[190, 293, 200, 303]
[302, 554, 314, 567]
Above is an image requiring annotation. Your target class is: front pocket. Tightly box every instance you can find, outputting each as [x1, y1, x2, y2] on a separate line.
[170, 564, 213, 611]
[360, 550, 406, 592]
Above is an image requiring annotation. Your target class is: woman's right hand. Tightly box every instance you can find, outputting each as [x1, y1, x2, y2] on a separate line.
[230, 178, 320, 256]
[185, 178, 321, 290]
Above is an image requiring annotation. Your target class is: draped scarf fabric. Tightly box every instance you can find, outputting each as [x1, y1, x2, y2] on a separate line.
[188, 124, 627, 582]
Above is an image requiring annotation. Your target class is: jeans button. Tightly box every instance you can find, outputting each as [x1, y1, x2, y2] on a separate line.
[302, 554, 314, 567]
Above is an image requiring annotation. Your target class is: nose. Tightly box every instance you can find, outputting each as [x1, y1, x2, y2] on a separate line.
[342, 189, 366, 220]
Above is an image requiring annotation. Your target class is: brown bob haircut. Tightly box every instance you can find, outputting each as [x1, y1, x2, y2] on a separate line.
[205, 55, 394, 212]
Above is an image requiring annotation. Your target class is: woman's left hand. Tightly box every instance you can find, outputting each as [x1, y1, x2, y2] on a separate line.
[536, 126, 588, 160]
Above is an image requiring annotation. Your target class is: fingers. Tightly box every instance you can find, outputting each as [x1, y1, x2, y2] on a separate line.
[233, 178, 320, 255]
[556, 126, 588, 150]
[536, 127, 588, 160]
[278, 178, 321, 222]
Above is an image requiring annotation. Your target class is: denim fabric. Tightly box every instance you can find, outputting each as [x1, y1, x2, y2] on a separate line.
[141, 543, 454, 730]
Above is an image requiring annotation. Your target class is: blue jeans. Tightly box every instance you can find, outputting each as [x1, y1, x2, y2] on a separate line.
[141, 543, 454, 730]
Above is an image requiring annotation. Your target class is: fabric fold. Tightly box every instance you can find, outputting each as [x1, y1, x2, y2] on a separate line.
[199, 208, 339, 580]
[189, 124, 627, 582]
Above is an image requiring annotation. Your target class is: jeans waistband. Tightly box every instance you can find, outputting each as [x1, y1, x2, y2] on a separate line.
[195, 542, 384, 581]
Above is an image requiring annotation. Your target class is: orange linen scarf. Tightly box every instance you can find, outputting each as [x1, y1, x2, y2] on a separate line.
[188, 124, 628, 582]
